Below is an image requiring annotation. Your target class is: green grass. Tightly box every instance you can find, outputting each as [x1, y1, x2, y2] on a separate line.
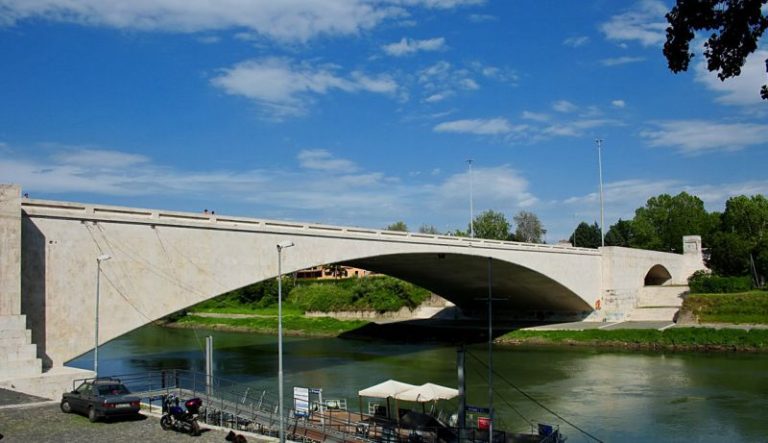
[499, 328, 768, 350]
[190, 305, 304, 316]
[681, 291, 768, 324]
[175, 314, 368, 336]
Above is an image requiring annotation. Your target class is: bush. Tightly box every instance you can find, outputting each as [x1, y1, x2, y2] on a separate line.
[688, 270, 752, 293]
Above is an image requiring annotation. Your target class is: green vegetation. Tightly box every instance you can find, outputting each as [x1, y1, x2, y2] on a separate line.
[688, 271, 752, 294]
[173, 314, 367, 337]
[190, 275, 429, 314]
[498, 328, 768, 351]
[680, 291, 768, 324]
[289, 276, 430, 312]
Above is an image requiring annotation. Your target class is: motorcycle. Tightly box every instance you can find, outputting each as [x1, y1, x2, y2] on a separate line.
[160, 393, 202, 436]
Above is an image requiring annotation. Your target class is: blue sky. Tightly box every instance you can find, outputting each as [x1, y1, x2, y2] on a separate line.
[1, 0, 766, 242]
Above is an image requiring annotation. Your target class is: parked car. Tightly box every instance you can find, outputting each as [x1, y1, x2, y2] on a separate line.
[60, 378, 141, 422]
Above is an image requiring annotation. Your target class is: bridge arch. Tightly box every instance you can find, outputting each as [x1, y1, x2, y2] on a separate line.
[9, 196, 703, 368]
[644, 264, 672, 286]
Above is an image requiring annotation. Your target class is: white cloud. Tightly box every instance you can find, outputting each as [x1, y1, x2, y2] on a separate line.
[600, 0, 667, 47]
[694, 49, 768, 107]
[563, 36, 589, 47]
[0, 0, 486, 42]
[436, 165, 537, 213]
[641, 120, 768, 154]
[417, 61, 485, 101]
[54, 149, 149, 168]
[382, 37, 446, 56]
[401, 0, 486, 9]
[424, 91, 453, 103]
[611, 100, 626, 108]
[297, 150, 358, 173]
[521, 111, 550, 122]
[542, 119, 617, 138]
[0, 0, 401, 42]
[433, 118, 513, 135]
[600, 56, 646, 66]
[552, 100, 578, 113]
[210, 58, 397, 117]
[468, 14, 496, 23]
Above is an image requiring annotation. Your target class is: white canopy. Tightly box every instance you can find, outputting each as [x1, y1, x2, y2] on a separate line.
[358, 379, 417, 399]
[394, 383, 459, 403]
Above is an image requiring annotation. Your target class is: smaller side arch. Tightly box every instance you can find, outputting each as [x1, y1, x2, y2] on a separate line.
[644, 264, 672, 286]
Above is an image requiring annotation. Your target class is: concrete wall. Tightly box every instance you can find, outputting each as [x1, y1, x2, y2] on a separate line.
[0, 185, 21, 315]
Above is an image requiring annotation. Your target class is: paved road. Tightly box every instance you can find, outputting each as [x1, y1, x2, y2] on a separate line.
[0, 389, 271, 443]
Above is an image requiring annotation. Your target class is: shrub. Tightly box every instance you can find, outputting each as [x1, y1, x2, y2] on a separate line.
[688, 271, 752, 293]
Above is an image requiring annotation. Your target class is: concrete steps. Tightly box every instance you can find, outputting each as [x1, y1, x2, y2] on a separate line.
[0, 315, 42, 380]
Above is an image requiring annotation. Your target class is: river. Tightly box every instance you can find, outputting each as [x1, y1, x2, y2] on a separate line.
[69, 324, 768, 442]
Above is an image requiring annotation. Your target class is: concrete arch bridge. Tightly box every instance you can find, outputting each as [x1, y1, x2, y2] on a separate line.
[0, 185, 705, 395]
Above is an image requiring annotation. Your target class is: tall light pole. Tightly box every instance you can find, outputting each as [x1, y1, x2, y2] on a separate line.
[595, 138, 605, 247]
[94, 254, 111, 377]
[467, 159, 474, 238]
[276, 240, 294, 443]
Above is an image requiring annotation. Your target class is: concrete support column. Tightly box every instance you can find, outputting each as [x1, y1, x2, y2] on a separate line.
[0, 184, 22, 315]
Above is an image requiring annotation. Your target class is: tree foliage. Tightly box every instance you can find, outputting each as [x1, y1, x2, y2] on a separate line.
[513, 210, 546, 243]
[604, 219, 635, 247]
[663, 0, 768, 100]
[570, 221, 602, 248]
[708, 195, 768, 284]
[418, 224, 440, 235]
[632, 192, 714, 253]
[385, 221, 408, 232]
[471, 209, 511, 241]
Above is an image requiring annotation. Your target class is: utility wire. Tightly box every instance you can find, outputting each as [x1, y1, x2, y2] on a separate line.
[466, 356, 533, 429]
[467, 350, 604, 443]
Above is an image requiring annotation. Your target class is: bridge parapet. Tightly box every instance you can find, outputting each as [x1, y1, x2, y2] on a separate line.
[21, 198, 599, 257]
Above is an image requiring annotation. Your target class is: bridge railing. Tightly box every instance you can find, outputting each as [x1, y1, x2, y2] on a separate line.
[22, 198, 599, 255]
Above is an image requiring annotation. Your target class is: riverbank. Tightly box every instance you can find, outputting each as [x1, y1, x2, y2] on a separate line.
[162, 313, 368, 337]
[165, 313, 768, 352]
[497, 327, 768, 352]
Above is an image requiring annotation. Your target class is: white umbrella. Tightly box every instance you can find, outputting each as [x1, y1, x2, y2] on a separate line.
[394, 383, 459, 403]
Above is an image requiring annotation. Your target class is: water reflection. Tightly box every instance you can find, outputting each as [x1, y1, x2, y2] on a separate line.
[70, 325, 768, 443]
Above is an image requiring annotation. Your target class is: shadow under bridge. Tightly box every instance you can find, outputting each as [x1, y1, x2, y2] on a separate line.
[343, 253, 593, 319]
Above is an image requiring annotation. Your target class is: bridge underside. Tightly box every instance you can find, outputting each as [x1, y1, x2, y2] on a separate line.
[344, 253, 592, 317]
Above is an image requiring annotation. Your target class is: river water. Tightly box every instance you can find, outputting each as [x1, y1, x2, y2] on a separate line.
[70, 325, 768, 442]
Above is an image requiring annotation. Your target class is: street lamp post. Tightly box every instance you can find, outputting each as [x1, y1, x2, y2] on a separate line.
[276, 241, 294, 443]
[596, 138, 605, 247]
[94, 254, 111, 377]
[467, 159, 474, 238]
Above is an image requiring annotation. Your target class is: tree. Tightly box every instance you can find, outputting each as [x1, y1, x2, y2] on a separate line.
[418, 224, 440, 235]
[663, 0, 768, 100]
[710, 194, 768, 282]
[471, 210, 511, 241]
[570, 222, 602, 248]
[385, 221, 408, 232]
[631, 192, 714, 253]
[513, 210, 546, 243]
[708, 231, 753, 276]
[604, 219, 635, 247]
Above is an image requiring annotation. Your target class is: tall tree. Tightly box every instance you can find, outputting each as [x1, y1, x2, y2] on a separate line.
[513, 211, 546, 243]
[710, 195, 768, 282]
[663, 0, 768, 100]
[471, 209, 511, 241]
[570, 222, 602, 248]
[385, 221, 408, 232]
[418, 224, 440, 235]
[632, 192, 714, 253]
[604, 219, 635, 247]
